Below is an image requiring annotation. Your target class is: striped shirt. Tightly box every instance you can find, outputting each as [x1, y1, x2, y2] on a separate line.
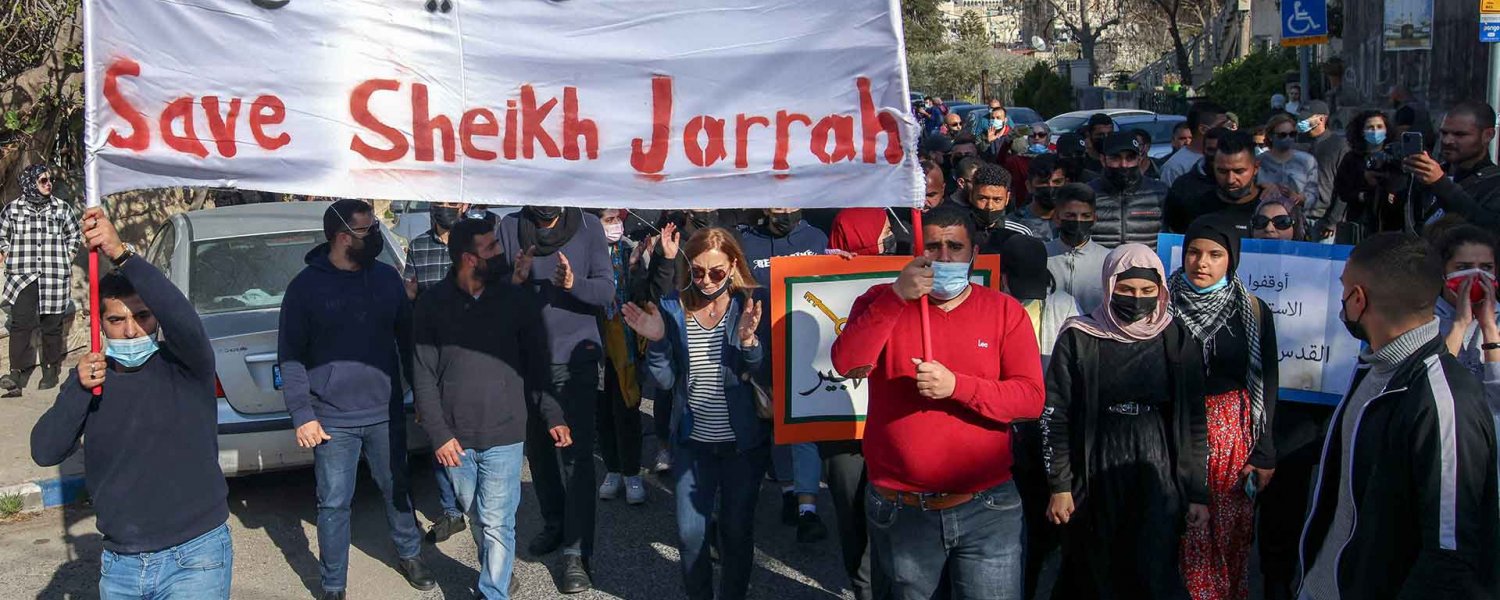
[686, 314, 735, 443]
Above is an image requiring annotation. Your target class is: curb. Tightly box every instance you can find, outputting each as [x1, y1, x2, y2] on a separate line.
[0, 475, 87, 515]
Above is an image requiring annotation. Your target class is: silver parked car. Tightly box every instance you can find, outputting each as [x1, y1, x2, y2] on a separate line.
[144, 201, 427, 477]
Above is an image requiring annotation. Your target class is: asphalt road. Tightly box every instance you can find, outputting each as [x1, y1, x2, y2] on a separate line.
[0, 415, 856, 600]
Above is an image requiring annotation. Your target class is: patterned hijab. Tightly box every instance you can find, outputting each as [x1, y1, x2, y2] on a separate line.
[1060, 243, 1172, 343]
[1168, 219, 1267, 441]
[19, 165, 50, 204]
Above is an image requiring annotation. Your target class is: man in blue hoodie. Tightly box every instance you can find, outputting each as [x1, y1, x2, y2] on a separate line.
[278, 200, 432, 600]
[739, 208, 832, 544]
[497, 205, 616, 593]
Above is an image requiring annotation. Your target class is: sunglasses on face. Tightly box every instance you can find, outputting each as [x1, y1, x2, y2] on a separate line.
[691, 265, 730, 283]
[1271, 131, 1296, 139]
[1252, 214, 1294, 230]
[1030, 132, 1049, 139]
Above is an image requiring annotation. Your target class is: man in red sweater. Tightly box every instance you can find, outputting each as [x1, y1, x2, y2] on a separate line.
[831, 205, 1044, 600]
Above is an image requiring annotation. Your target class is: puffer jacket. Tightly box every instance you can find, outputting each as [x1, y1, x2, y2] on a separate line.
[1088, 177, 1169, 249]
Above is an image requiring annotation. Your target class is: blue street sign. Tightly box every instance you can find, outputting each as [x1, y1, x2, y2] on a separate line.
[1483, 16, 1500, 43]
[1281, 0, 1329, 45]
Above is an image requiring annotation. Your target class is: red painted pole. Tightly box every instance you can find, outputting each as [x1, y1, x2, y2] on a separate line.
[89, 249, 101, 395]
[911, 208, 932, 362]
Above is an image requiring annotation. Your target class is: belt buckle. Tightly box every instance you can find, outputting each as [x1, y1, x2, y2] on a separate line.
[918, 492, 946, 511]
[1113, 403, 1141, 416]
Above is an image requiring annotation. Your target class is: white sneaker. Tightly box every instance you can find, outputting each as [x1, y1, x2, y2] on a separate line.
[653, 449, 673, 473]
[599, 472, 622, 500]
[625, 476, 647, 505]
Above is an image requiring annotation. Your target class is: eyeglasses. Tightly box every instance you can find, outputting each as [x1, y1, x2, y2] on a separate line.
[1271, 131, 1297, 139]
[690, 265, 730, 283]
[1251, 214, 1294, 230]
[1030, 132, 1049, 139]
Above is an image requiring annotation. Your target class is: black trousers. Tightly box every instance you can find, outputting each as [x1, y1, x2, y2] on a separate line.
[9, 282, 65, 372]
[1011, 421, 1061, 600]
[597, 358, 643, 476]
[526, 361, 599, 557]
[821, 442, 889, 600]
[1258, 402, 1335, 600]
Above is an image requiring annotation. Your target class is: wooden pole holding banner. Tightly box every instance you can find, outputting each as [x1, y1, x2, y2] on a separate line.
[82, 0, 102, 395]
[911, 208, 933, 361]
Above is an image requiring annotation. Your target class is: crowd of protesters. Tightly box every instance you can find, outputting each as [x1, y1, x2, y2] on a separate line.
[14, 91, 1500, 600]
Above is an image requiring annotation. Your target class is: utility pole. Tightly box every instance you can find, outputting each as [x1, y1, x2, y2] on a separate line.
[1490, 43, 1500, 158]
[1299, 46, 1311, 105]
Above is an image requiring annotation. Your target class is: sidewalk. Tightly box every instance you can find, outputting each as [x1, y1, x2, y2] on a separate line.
[0, 356, 88, 514]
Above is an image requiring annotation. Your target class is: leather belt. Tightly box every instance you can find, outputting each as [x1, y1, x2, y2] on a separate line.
[872, 484, 975, 511]
[1106, 402, 1159, 416]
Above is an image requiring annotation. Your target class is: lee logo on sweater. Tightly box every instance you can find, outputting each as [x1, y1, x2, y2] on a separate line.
[977, 340, 990, 349]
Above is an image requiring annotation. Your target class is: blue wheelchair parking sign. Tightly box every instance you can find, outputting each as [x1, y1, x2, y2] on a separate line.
[1282, 0, 1328, 44]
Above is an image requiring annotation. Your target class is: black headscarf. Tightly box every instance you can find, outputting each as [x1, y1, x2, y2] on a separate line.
[1183, 218, 1240, 275]
[517, 206, 581, 256]
[19, 165, 50, 205]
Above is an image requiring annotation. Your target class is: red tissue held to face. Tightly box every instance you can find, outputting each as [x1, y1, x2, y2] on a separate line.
[1446, 268, 1498, 304]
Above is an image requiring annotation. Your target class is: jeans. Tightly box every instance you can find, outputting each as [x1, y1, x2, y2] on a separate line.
[526, 361, 598, 556]
[99, 522, 233, 600]
[650, 382, 673, 446]
[313, 420, 423, 592]
[598, 359, 643, 476]
[771, 442, 823, 496]
[867, 481, 1024, 600]
[447, 443, 525, 600]
[823, 444, 888, 600]
[675, 440, 770, 600]
[433, 453, 463, 519]
[9, 281, 65, 372]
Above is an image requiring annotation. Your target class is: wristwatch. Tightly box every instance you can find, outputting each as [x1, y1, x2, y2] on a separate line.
[1483, 342, 1500, 351]
[112, 243, 138, 266]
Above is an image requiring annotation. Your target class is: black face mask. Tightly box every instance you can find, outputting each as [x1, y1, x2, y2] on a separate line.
[688, 211, 718, 231]
[880, 234, 898, 255]
[348, 228, 385, 265]
[1110, 294, 1157, 323]
[1058, 219, 1094, 246]
[431, 207, 461, 231]
[1091, 138, 1106, 155]
[525, 206, 561, 223]
[695, 276, 733, 301]
[1339, 290, 1369, 342]
[1105, 166, 1140, 190]
[765, 211, 802, 237]
[1031, 186, 1058, 211]
[972, 207, 1006, 230]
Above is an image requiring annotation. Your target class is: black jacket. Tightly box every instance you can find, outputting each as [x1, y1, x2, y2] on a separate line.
[412, 276, 565, 450]
[1429, 159, 1500, 230]
[1089, 177, 1168, 249]
[1299, 335, 1499, 599]
[1042, 323, 1210, 506]
[1164, 161, 1218, 234]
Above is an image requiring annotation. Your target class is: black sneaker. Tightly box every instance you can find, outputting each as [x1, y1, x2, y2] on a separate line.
[320, 592, 345, 600]
[38, 365, 60, 390]
[1, 370, 28, 397]
[426, 513, 466, 544]
[780, 491, 798, 526]
[399, 556, 438, 591]
[796, 511, 828, 543]
[559, 554, 592, 594]
[528, 526, 563, 556]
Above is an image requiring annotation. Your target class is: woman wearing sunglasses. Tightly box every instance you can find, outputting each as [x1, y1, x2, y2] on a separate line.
[621, 227, 768, 600]
[1249, 190, 1305, 241]
[1255, 114, 1319, 213]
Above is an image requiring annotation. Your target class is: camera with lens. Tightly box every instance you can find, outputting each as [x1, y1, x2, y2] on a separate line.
[1364, 131, 1425, 173]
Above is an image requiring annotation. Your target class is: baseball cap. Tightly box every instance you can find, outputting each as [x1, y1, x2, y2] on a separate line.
[1056, 133, 1088, 157]
[1102, 132, 1143, 157]
[1298, 100, 1330, 119]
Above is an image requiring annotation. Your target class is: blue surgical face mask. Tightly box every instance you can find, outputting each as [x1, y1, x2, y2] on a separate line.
[931, 261, 972, 300]
[106, 333, 160, 368]
[1363, 130, 1386, 146]
[1295, 119, 1314, 134]
[1028, 143, 1050, 154]
[1183, 271, 1230, 294]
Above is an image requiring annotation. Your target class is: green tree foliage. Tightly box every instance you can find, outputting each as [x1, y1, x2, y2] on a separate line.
[902, 0, 948, 55]
[955, 12, 989, 49]
[1201, 49, 1297, 130]
[1012, 62, 1075, 118]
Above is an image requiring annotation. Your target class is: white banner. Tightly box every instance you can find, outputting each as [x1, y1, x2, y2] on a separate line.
[83, 0, 922, 209]
[1160, 234, 1359, 405]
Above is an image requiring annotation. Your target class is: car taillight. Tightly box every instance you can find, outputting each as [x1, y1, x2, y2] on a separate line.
[214, 375, 226, 400]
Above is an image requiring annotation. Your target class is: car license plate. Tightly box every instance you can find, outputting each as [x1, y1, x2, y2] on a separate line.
[272, 364, 283, 390]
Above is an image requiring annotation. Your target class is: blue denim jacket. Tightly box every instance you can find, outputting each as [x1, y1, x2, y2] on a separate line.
[645, 292, 770, 451]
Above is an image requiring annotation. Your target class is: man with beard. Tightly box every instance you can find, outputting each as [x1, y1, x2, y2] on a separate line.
[1162, 101, 1229, 186]
[1177, 131, 1265, 235]
[0, 164, 81, 396]
[740, 208, 833, 543]
[1403, 101, 1500, 230]
[969, 163, 1035, 254]
[413, 218, 572, 600]
[497, 205, 615, 593]
[279, 200, 434, 600]
[1165, 127, 1230, 233]
[1294, 101, 1348, 237]
[1087, 133, 1168, 249]
[400, 200, 470, 544]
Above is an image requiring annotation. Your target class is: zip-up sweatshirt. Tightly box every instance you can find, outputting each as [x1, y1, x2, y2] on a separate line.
[278, 244, 412, 429]
[1299, 319, 1499, 599]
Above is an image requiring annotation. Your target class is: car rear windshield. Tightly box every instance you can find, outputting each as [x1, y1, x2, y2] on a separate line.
[189, 231, 397, 314]
[1046, 116, 1089, 135]
[1122, 120, 1182, 145]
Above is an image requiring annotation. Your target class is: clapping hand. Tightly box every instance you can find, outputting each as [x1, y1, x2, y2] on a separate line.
[553, 253, 575, 290]
[622, 301, 666, 342]
[660, 222, 682, 259]
[511, 246, 536, 286]
[737, 300, 762, 347]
